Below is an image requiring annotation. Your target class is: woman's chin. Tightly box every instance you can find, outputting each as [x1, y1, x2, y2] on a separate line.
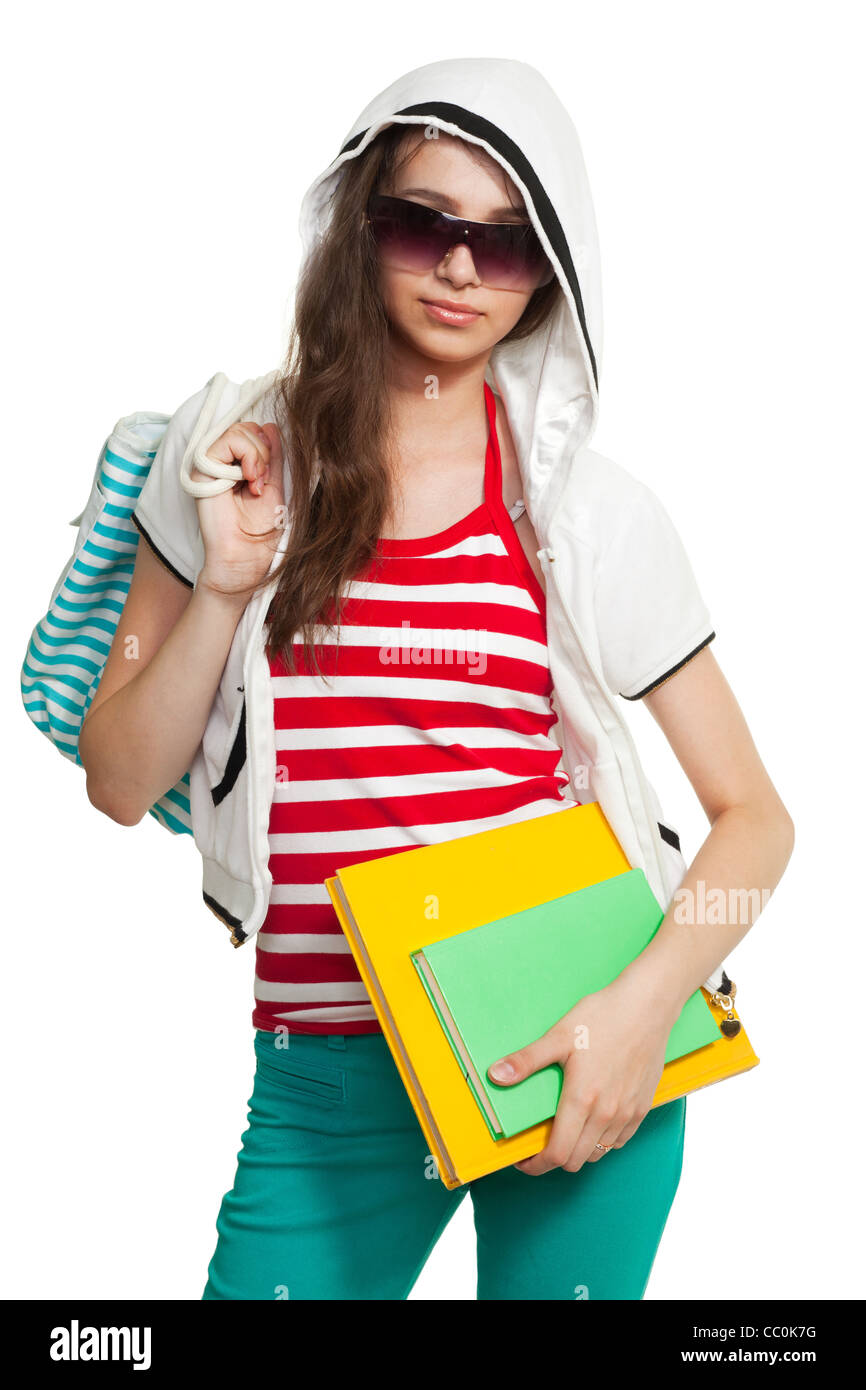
[393, 320, 494, 365]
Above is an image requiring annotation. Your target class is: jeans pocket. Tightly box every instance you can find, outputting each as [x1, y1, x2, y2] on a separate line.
[253, 1037, 347, 1109]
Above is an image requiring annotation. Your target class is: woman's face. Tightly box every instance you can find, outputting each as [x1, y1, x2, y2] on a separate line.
[374, 130, 546, 365]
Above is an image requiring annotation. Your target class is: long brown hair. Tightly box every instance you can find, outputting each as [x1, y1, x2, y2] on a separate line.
[241, 122, 562, 678]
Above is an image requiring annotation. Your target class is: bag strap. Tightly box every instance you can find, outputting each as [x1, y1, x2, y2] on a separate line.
[179, 369, 281, 497]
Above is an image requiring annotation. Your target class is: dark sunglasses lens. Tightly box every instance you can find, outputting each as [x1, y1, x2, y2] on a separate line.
[474, 224, 555, 290]
[368, 197, 451, 272]
[368, 195, 554, 291]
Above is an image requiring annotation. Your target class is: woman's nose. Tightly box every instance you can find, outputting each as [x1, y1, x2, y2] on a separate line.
[437, 242, 481, 285]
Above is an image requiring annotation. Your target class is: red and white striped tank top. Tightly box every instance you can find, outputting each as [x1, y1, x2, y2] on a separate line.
[253, 382, 580, 1035]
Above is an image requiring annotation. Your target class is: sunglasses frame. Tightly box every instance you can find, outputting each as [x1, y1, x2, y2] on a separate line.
[365, 193, 556, 291]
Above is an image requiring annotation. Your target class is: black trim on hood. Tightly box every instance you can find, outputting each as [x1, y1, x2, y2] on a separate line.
[340, 102, 598, 392]
[623, 633, 716, 701]
[131, 513, 194, 590]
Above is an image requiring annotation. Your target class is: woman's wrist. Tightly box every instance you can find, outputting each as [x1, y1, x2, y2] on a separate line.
[194, 570, 254, 617]
[608, 956, 687, 1032]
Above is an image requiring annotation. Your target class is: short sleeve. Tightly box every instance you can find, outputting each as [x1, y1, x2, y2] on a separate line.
[594, 482, 716, 700]
[131, 380, 211, 588]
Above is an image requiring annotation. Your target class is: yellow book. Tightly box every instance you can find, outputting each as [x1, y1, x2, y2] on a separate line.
[325, 802, 759, 1189]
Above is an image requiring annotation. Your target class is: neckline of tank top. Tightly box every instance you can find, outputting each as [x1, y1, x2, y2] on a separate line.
[376, 380, 525, 555]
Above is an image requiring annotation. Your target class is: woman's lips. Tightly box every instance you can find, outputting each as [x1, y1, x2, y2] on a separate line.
[420, 300, 482, 326]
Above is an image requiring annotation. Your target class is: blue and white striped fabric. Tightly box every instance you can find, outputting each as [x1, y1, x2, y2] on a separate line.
[20, 410, 195, 836]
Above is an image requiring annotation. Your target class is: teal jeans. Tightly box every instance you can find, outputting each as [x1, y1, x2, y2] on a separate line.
[201, 1029, 686, 1301]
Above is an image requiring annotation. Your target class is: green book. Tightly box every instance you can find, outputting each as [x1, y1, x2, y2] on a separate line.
[410, 868, 722, 1139]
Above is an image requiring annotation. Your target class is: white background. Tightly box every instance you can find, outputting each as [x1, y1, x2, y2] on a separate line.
[4, 0, 863, 1301]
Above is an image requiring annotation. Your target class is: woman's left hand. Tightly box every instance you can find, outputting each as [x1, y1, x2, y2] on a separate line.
[486, 974, 678, 1175]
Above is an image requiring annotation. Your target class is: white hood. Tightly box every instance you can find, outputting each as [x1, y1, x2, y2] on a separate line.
[296, 57, 602, 532]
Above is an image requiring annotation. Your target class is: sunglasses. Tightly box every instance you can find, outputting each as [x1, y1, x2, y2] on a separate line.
[365, 193, 555, 292]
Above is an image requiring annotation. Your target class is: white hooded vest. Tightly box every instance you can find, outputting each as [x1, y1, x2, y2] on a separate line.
[130, 57, 725, 992]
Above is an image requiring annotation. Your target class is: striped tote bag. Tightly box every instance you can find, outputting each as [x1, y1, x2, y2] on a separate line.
[20, 408, 194, 836]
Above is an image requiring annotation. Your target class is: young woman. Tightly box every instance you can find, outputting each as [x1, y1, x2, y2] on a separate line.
[79, 58, 794, 1300]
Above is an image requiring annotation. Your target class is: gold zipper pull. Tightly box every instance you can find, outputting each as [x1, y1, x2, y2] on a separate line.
[709, 970, 741, 1037]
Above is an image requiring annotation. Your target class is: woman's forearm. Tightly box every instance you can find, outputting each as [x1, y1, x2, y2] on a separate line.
[617, 798, 795, 1020]
[79, 583, 248, 825]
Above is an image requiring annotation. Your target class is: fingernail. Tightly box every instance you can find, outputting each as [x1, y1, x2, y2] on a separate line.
[489, 1060, 515, 1080]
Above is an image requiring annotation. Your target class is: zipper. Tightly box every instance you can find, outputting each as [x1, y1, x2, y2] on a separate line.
[538, 544, 667, 891]
[539, 543, 724, 995]
[238, 520, 293, 946]
[241, 585, 272, 942]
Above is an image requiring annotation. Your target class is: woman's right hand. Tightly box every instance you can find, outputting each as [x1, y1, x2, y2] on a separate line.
[192, 420, 286, 601]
